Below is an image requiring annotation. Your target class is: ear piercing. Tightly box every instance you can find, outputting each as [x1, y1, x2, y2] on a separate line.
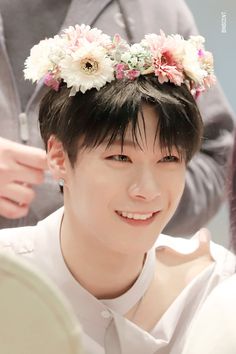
[58, 178, 64, 187]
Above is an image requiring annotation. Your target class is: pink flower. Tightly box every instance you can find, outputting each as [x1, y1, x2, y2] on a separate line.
[143, 31, 166, 53]
[116, 71, 124, 79]
[64, 24, 111, 50]
[126, 69, 140, 80]
[195, 90, 201, 99]
[116, 63, 125, 71]
[161, 50, 178, 66]
[44, 73, 60, 91]
[198, 49, 204, 58]
[154, 65, 183, 85]
[153, 55, 184, 86]
[203, 74, 216, 88]
[115, 63, 126, 79]
[113, 33, 122, 46]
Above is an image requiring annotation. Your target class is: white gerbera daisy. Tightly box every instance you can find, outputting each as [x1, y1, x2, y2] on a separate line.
[60, 43, 115, 94]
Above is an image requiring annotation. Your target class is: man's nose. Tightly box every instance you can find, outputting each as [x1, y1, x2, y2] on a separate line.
[128, 167, 161, 202]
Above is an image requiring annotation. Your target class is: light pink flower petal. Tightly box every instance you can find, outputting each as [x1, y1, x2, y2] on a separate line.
[44, 73, 60, 91]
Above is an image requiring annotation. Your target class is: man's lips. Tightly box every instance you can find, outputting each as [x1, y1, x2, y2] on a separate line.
[115, 210, 160, 226]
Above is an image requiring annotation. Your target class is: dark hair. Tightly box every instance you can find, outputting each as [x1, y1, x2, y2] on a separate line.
[230, 133, 236, 252]
[39, 75, 203, 166]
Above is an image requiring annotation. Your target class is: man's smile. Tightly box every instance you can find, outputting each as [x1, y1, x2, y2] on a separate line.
[115, 210, 160, 226]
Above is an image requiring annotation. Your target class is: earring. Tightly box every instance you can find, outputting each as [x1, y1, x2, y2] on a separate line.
[58, 178, 64, 193]
[58, 178, 64, 187]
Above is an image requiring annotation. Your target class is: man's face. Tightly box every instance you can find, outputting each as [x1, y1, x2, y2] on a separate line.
[63, 105, 186, 255]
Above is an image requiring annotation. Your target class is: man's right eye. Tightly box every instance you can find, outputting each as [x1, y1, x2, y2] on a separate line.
[107, 155, 131, 162]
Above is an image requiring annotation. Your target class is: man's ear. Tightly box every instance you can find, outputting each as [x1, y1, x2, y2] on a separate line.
[47, 136, 66, 180]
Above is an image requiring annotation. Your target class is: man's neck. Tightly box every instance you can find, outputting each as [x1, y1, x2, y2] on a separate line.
[60, 213, 146, 299]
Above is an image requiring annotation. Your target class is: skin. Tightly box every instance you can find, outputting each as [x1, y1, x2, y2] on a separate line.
[0, 137, 48, 219]
[47, 104, 186, 299]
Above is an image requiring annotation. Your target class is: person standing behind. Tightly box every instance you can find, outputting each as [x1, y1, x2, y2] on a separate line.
[0, 0, 234, 234]
[0, 137, 47, 220]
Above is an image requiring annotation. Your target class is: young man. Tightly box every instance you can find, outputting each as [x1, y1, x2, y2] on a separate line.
[0, 25, 235, 354]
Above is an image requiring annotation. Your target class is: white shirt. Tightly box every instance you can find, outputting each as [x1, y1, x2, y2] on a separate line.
[0, 208, 235, 354]
[182, 273, 236, 354]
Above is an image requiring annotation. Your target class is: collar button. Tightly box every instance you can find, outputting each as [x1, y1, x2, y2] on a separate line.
[101, 309, 111, 319]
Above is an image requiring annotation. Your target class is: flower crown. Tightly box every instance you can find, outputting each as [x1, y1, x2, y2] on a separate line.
[24, 24, 215, 98]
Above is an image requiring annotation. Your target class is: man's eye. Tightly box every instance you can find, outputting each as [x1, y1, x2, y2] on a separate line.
[159, 155, 179, 163]
[107, 155, 131, 162]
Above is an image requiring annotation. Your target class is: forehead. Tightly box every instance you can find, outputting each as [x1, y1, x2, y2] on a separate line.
[105, 105, 160, 149]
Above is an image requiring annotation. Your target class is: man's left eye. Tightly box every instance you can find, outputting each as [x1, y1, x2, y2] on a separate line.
[159, 155, 180, 163]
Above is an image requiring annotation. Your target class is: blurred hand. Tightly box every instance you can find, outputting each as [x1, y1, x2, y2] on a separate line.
[0, 137, 48, 219]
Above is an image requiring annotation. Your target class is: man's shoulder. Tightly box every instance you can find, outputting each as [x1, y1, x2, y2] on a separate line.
[0, 207, 64, 257]
[0, 224, 36, 256]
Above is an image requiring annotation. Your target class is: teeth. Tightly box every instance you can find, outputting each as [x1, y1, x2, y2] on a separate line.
[118, 211, 153, 220]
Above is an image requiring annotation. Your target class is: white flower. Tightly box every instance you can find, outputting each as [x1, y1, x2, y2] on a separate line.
[182, 42, 205, 83]
[189, 35, 205, 50]
[121, 51, 133, 64]
[130, 43, 146, 55]
[121, 51, 140, 69]
[166, 34, 186, 62]
[60, 43, 115, 94]
[24, 36, 66, 82]
[141, 33, 164, 53]
[120, 44, 151, 70]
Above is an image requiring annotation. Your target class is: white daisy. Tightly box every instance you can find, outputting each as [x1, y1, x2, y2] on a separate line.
[60, 43, 115, 94]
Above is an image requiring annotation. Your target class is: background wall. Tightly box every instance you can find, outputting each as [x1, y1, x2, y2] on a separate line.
[186, 0, 236, 247]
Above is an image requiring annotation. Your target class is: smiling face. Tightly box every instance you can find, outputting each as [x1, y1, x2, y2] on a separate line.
[58, 104, 186, 255]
